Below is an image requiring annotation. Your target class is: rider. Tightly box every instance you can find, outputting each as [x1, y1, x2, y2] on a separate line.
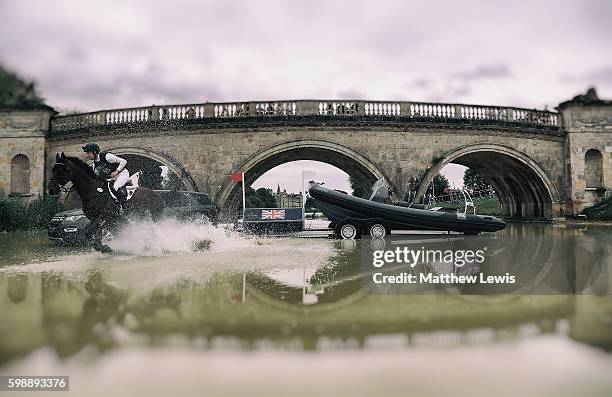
[82, 143, 129, 209]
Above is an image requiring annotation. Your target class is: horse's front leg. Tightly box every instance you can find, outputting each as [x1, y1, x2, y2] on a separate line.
[91, 217, 113, 253]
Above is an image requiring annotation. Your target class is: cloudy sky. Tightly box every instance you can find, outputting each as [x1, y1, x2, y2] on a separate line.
[1, 0, 611, 192]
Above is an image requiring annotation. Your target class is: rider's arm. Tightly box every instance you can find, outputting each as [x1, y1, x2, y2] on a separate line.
[105, 153, 127, 172]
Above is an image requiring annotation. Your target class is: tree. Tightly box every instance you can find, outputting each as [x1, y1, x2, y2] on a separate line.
[432, 174, 449, 194]
[463, 168, 493, 191]
[0, 65, 47, 109]
[245, 187, 277, 208]
[349, 174, 368, 198]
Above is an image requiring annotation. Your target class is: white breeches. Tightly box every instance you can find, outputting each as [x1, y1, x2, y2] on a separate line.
[112, 169, 130, 191]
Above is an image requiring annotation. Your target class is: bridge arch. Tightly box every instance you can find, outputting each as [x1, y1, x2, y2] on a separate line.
[415, 143, 561, 220]
[106, 146, 199, 191]
[216, 139, 394, 215]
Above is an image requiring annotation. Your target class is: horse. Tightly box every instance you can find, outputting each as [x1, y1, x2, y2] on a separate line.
[48, 152, 165, 252]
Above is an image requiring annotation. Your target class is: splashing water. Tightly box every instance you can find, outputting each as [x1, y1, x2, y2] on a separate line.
[0, 218, 337, 292]
[109, 217, 254, 256]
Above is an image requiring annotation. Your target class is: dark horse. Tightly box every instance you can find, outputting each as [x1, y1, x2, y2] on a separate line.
[48, 152, 165, 252]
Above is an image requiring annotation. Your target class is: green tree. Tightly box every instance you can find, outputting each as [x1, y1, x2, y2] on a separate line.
[349, 174, 368, 198]
[0, 65, 47, 109]
[245, 187, 277, 208]
[463, 168, 493, 191]
[432, 174, 450, 194]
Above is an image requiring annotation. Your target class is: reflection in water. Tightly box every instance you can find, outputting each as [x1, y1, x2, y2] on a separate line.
[0, 224, 611, 368]
[7, 274, 28, 303]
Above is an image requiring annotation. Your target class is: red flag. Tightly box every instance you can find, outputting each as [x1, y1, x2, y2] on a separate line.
[230, 172, 243, 182]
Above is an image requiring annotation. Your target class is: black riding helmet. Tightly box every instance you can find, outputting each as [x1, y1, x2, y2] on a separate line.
[82, 143, 100, 153]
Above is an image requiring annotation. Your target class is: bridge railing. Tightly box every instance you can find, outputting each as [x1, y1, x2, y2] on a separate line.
[50, 100, 560, 133]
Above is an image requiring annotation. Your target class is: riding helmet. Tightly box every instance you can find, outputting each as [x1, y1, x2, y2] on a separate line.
[82, 143, 100, 153]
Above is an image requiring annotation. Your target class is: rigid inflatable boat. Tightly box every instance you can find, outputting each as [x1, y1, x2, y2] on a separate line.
[308, 180, 506, 238]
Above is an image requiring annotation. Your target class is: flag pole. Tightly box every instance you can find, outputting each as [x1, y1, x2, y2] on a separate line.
[242, 171, 246, 219]
[301, 170, 315, 230]
[301, 170, 305, 230]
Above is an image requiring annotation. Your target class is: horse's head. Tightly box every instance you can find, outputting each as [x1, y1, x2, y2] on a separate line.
[48, 152, 72, 195]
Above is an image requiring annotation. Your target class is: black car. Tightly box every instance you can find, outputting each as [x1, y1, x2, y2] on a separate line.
[48, 208, 93, 245]
[157, 190, 219, 222]
[48, 190, 219, 245]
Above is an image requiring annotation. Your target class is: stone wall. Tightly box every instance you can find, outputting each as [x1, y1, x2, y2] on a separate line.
[0, 97, 608, 218]
[46, 124, 568, 217]
[0, 110, 52, 202]
[560, 103, 612, 212]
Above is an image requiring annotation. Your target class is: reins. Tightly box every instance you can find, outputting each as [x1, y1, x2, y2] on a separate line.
[51, 162, 77, 193]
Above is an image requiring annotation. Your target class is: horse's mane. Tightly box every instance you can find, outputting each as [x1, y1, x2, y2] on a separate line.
[65, 156, 96, 177]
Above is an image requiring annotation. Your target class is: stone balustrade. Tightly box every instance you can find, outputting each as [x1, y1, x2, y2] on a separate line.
[50, 99, 561, 134]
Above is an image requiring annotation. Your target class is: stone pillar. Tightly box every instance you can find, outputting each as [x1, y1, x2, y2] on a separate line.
[0, 109, 54, 202]
[558, 89, 612, 214]
[203, 103, 215, 118]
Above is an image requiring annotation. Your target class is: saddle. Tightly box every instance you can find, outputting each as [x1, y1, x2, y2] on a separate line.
[104, 172, 141, 203]
[106, 183, 128, 201]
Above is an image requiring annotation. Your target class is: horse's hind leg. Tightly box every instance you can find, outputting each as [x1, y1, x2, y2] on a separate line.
[151, 203, 165, 222]
[128, 187, 166, 222]
[152, 194, 166, 221]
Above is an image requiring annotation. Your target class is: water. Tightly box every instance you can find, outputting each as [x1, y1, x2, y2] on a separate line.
[0, 222, 611, 396]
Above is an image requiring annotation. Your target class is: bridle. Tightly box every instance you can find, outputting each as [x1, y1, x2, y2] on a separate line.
[49, 161, 77, 194]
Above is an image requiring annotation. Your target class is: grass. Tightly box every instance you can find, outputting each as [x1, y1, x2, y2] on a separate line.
[436, 196, 501, 216]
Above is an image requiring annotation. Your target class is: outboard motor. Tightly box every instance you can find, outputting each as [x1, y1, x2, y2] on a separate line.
[369, 178, 390, 203]
[306, 180, 324, 198]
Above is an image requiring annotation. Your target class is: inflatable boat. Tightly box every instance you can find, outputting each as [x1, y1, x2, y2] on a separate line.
[308, 180, 506, 238]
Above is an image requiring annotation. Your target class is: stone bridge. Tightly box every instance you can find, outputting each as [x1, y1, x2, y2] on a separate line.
[1, 92, 611, 219]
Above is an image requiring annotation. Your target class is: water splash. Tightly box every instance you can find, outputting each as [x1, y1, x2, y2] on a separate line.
[109, 217, 254, 256]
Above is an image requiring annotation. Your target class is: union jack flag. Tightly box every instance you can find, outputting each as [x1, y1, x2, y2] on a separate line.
[261, 209, 285, 220]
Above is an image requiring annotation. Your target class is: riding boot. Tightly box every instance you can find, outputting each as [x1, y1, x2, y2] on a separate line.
[111, 186, 127, 214]
[117, 187, 128, 212]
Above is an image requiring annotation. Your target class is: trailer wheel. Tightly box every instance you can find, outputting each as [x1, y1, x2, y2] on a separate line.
[368, 223, 388, 238]
[336, 221, 360, 239]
